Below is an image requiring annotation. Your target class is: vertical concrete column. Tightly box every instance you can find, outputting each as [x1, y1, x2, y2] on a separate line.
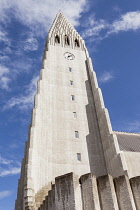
[48, 184, 55, 210]
[130, 176, 140, 209]
[45, 196, 48, 210]
[43, 200, 46, 210]
[55, 172, 81, 210]
[97, 175, 119, 210]
[80, 173, 100, 210]
[114, 175, 136, 210]
[40, 204, 43, 210]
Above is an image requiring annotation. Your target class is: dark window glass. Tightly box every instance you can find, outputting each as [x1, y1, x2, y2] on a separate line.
[77, 153, 81, 161]
[75, 38, 79, 47]
[75, 131, 79, 138]
[70, 81, 73, 85]
[73, 112, 77, 118]
[55, 35, 60, 43]
[71, 95, 75, 101]
[65, 35, 70, 45]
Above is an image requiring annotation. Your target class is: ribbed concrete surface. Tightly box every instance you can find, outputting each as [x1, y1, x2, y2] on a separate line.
[115, 132, 140, 152]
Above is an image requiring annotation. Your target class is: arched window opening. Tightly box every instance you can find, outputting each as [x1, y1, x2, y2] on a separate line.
[65, 35, 70, 45]
[55, 35, 60, 44]
[75, 38, 79, 47]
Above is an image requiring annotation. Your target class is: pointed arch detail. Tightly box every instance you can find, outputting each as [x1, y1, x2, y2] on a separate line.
[75, 38, 80, 47]
[65, 35, 70, 45]
[55, 35, 60, 44]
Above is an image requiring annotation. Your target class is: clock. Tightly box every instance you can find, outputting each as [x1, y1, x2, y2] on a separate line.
[64, 52, 75, 60]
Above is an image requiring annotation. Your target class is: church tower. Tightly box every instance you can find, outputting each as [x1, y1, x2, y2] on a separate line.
[15, 13, 128, 209]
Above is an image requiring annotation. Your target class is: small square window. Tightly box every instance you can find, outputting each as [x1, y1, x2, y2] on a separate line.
[75, 131, 79, 138]
[70, 81, 73, 85]
[69, 67, 72, 72]
[73, 112, 77, 118]
[77, 153, 81, 161]
[71, 95, 75, 101]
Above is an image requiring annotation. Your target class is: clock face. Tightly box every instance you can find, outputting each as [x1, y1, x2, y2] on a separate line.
[64, 52, 75, 60]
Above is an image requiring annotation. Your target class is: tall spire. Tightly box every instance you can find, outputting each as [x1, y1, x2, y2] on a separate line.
[47, 12, 85, 50]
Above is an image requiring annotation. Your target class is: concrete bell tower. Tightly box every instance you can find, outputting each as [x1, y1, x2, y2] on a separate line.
[15, 13, 128, 209]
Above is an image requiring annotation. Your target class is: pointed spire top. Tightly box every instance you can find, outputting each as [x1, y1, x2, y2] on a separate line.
[47, 12, 85, 50]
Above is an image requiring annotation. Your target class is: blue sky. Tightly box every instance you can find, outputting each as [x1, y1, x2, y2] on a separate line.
[1, 0, 140, 209]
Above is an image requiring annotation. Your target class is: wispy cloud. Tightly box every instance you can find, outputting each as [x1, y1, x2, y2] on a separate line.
[0, 65, 11, 90]
[19, 32, 38, 51]
[0, 191, 12, 199]
[0, 167, 21, 177]
[0, 156, 13, 165]
[98, 72, 114, 83]
[115, 120, 140, 133]
[0, 0, 87, 35]
[110, 11, 140, 34]
[0, 156, 20, 177]
[83, 11, 140, 41]
[10, 58, 34, 74]
[125, 120, 140, 133]
[0, 29, 11, 45]
[0, 155, 21, 177]
[3, 75, 39, 110]
[0, 65, 9, 76]
[82, 14, 107, 38]
[0, 58, 35, 91]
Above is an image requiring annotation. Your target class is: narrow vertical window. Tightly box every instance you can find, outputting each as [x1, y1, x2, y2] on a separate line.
[73, 112, 77, 118]
[75, 131, 79, 138]
[65, 35, 70, 45]
[70, 81, 73, 86]
[71, 95, 75, 101]
[55, 35, 60, 43]
[69, 67, 72, 72]
[77, 153, 81, 161]
[75, 38, 79, 47]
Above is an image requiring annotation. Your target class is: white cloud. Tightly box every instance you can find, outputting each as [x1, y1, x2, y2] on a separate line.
[0, 167, 21, 177]
[82, 14, 107, 38]
[0, 59, 34, 91]
[0, 55, 9, 61]
[0, 191, 12, 199]
[125, 121, 140, 133]
[98, 72, 114, 83]
[0, 65, 11, 90]
[0, 155, 21, 177]
[4, 75, 39, 110]
[0, 0, 87, 35]
[110, 11, 140, 34]
[23, 37, 38, 51]
[0, 65, 9, 76]
[0, 156, 12, 165]
[0, 76, 11, 90]
[19, 32, 38, 51]
[83, 11, 140, 41]
[0, 29, 11, 45]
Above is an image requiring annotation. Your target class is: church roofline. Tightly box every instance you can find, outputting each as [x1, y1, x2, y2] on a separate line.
[114, 131, 140, 136]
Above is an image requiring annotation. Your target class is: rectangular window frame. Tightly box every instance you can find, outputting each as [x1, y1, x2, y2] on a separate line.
[77, 153, 81, 161]
[71, 95, 75, 101]
[75, 131, 79, 138]
[70, 80, 73, 86]
[73, 112, 77, 118]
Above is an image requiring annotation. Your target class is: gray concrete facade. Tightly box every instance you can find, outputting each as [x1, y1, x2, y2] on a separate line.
[15, 13, 139, 209]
